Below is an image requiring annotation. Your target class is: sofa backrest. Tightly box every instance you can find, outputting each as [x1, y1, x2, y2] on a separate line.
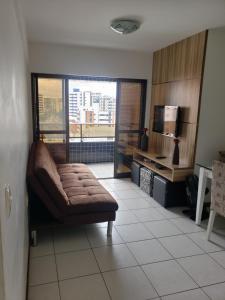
[27, 142, 64, 221]
[27, 141, 69, 217]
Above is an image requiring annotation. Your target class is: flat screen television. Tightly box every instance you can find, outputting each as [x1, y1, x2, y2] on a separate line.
[153, 105, 180, 137]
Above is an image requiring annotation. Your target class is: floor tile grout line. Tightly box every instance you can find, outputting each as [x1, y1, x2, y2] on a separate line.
[184, 232, 222, 254]
[141, 266, 201, 298]
[184, 231, 225, 264]
[28, 280, 59, 288]
[139, 235, 212, 296]
[156, 233, 205, 257]
[54, 271, 102, 283]
[174, 253, 212, 290]
[156, 286, 212, 299]
[155, 234, 205, 262]
[29, 236, 225, 285]
[199, 287, 213, 300]
[83, 229, 113, 300]
[28, 177, 225, 299]
[28, 270, 225, 293]
[52, 228, 62, 300]
[167, 218, 206, 235]
[30, 253, 56, 260]
[141, 220, 178, 238]
[28, 243, 225, 295]
[51, 246, 93, 256]
[30, 226, 209, 258]
[29, 228, 225, 261]
[207, 251, 225, 271]
[139, 265, 160, 299]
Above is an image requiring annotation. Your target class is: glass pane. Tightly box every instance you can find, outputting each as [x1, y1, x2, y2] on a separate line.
[69, 137, 82, 143]
[82, 124, 115, 138]
[116, 133, 139, 174]
[38, 78, 65, 131]
[118, 82, 141, 130]
[115, 81, 144, 176]
[69, 123, 81, 138]
[68, 79, 116, 144]
[40, 133, 66, 143]
[118, 133, 139, 154]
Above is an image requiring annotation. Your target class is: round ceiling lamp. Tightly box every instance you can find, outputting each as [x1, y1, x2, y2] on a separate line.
[110, 19, 141, 35]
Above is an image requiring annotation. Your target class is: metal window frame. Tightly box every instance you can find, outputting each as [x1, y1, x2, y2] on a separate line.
[31, 73, 147, 166]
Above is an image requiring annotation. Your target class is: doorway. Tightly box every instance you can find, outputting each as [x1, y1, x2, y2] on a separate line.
[32, 74, 146, 179]
[68, 79, 116, 178]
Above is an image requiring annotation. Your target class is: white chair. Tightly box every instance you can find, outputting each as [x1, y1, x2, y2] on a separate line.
[207, 160, 225, 240]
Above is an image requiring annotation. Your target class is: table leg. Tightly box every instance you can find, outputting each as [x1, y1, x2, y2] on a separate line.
[195, 167, 207, 225]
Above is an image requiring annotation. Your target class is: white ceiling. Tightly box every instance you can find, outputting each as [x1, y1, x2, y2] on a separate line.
[24, 0, 225, 52]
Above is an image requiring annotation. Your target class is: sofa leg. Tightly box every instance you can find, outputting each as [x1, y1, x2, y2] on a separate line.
[107, 221, 113, 237]
[31, 230, 38, 247]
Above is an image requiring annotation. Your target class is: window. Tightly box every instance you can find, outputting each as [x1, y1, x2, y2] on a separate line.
[34, 77, 66, 143]
[68, 79, 116, 142]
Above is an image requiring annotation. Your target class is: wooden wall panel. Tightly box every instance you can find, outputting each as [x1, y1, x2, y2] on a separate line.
[152, 31, 206, 84]
[150, 79, 201, 123]
[149, 123, 197, 166]
[149, 31, 207, 168]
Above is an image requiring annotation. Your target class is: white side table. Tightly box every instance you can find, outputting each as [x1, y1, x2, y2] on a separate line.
[195, 165, 212, 225]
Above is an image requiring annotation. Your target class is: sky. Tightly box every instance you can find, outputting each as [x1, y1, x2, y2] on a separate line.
[69, 79, 117, 98]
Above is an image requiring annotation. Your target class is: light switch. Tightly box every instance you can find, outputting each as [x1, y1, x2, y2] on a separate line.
[5, 185, 12, 218]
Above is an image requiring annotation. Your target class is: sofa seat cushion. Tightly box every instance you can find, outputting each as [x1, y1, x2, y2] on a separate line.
[58, 163, 87, 169]
[57, 163, 93, 175]
[60, 173, 96, 182]
[58, 163, 118, 214]
[65, 186, 118, 214]
[62, 179, 100, 189]
[64, 184, 104, 197]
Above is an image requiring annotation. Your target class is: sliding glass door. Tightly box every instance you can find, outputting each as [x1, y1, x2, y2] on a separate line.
[32, 74, 146, 177]
[67, 79, 116, 167]
[114, 80, 146, 177]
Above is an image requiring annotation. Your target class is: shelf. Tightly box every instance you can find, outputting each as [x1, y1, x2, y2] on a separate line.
[134, 149, 191, 169]
[133, 149, 193, 182]
[117, 164, 131, 174]
[134, 158, 172, 181]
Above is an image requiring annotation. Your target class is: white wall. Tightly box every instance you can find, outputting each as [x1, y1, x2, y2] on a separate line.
[195, 27, 225, 167]
[0, 0, 30, 299]
[29, 42, 152, 126]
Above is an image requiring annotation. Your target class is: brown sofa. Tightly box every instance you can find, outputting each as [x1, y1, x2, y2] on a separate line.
[27, 141, 118, 244]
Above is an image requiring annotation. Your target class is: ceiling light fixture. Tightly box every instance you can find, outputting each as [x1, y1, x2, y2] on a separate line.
[110, 19, 141, 35]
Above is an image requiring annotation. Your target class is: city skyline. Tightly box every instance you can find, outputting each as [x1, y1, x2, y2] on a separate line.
[69, 80, 116, 126]
[69, 80, 117, 98]
[38, 79, 116, 142]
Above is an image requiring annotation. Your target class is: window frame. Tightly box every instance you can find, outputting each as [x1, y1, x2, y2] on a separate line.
[31, 73, 147, 164]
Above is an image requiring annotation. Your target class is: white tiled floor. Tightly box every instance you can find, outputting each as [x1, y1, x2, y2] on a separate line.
[87, 163, 114, 179]
[28, 178, 225, 300]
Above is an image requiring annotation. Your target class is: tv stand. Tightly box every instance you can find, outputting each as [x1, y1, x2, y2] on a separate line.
[133, 149, 193, 182]
[155, 163, 166, 170]
[155, 156, 167, 160]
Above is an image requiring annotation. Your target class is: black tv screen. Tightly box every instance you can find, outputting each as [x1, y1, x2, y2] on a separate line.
[153, 105, 180, 137]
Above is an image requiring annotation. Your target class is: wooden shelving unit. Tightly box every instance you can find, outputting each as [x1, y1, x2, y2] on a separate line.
[133, 149, 193, 182]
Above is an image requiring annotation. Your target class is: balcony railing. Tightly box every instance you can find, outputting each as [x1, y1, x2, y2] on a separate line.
[69, 123, 115, 142]
[39, 123, 115, 143]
